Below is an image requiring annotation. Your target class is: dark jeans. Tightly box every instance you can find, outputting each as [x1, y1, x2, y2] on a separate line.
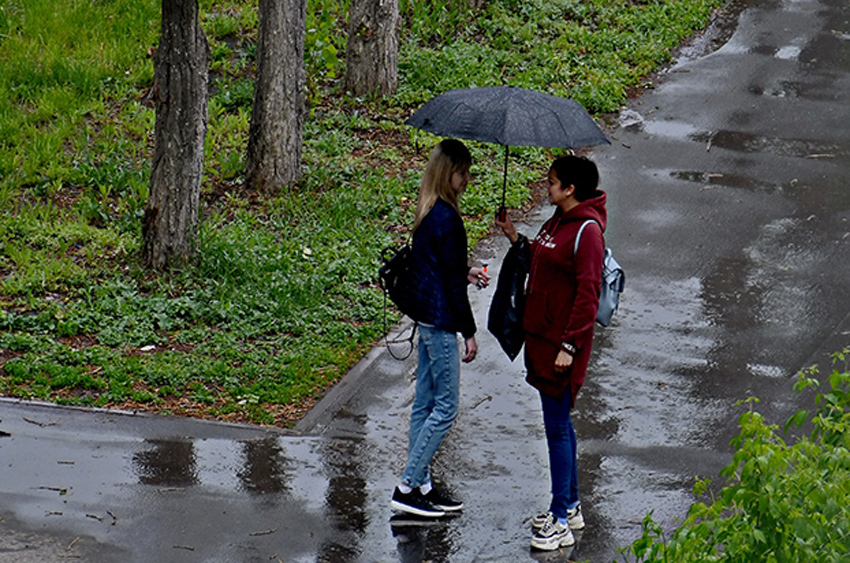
[540, 390, 580, 520]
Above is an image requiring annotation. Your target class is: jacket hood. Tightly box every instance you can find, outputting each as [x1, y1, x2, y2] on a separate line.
[554, 190, 607, 231]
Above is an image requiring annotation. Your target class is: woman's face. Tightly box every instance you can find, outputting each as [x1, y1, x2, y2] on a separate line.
[546, 168, 564, 205]
[451, 166, 471, 194]
[547, 167, 580, 211]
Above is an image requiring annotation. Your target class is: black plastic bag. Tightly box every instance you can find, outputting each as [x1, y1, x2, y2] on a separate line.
[488, 236, 530, 361]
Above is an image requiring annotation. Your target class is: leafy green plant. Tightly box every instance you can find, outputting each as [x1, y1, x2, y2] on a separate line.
[622, 350, 850, 563]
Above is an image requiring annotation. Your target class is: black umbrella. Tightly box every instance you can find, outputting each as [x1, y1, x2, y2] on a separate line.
[405, 85, 610, 209]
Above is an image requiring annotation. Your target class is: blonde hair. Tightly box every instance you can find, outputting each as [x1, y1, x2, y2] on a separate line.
[412, 139, 472, 232]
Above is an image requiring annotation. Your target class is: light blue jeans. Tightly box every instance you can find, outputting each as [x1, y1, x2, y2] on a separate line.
[401, 324, 461, 489]
[541, 391, 580, 520]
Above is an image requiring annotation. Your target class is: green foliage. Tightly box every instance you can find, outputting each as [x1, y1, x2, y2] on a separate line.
[1, 0, 724, 424]
[621, 350, 850, 563]
[305, 1, 347, 85]
[395, 0, 724, 112]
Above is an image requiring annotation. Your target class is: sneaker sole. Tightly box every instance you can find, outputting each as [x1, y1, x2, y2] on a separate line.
[530, 533, 576, 551]
[390, 514, 447, 527]
[391, 500, 445, 518]
[433, 503, 463, 512]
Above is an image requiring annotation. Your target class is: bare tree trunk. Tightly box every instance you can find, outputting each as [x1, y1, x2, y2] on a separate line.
[344, 0, 399, 97]
[142, 0, 209, 270]
[245, 0, 307, 192]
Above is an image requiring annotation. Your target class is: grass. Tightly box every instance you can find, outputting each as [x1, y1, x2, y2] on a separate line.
[0, 0, 725, 426]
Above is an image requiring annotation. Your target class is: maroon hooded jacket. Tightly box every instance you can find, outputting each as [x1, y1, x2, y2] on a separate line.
[523, 190, 607, 403]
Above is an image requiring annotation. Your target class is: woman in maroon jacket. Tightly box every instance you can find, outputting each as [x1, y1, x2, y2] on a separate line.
[496, 155, 606, 551]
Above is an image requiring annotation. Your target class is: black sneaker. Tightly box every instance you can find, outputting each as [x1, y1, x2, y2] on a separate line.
[391, 487, 446, 518]
[422, 487, 463, 512]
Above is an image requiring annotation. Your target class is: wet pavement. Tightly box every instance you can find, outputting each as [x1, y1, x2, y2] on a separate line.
[3, 0, 850, 560]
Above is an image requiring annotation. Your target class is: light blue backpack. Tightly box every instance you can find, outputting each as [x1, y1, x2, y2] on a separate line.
[575, 220, 624, 327]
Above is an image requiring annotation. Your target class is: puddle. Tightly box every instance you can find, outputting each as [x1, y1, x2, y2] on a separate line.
[133, 439, 199, 487]
[236, 437, 290, 494]
[776, 44, 802, 60]
[644, 119, 699, 140]
[669, 170, 789, 193]
[747, 363, 789, 378]
[691, 130, 845, 159]
[750, 80, 804, 98]
[671, 0, 759, 65]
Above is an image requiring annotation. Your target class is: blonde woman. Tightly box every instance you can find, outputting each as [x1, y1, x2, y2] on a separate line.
[390, 139, 489, 518]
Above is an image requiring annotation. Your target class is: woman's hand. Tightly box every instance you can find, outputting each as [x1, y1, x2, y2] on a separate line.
[462, 336, 478, 363]
[495, 212, 518, 243]
[554, 350, 573, 373]
[468, 266, 490, 288]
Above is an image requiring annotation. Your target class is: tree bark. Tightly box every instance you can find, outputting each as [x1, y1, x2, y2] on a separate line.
[245, 0, 307, 192]
[142, 0, 209, 270]
[344, 0, 399, 97]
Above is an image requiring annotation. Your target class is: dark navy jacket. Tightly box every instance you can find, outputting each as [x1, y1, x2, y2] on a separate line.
[407, 198, 476, 338]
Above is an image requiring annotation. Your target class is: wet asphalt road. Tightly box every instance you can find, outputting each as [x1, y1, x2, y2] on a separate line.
[3, 0, 850, 561]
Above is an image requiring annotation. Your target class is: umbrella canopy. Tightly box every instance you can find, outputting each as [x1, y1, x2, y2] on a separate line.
[405, 86, 610, 208]
[406, 85, 610, 149]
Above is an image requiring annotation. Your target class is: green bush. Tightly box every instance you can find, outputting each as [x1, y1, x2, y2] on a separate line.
[623, 350, 850, 563]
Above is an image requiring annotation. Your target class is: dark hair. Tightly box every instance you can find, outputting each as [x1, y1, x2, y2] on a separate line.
[550, 155, 599, 201]
[438, 138, 472, 169]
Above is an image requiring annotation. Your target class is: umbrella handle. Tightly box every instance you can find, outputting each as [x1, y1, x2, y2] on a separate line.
[501, 145, 509, 210]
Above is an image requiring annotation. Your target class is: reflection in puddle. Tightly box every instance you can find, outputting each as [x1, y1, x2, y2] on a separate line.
[669, 170, 779, 192]
[690, 130, 845, 159]
[747, 363, 787, 378]
[237, 437, 289, 495]
[133, 439, 198, 487]
[390, 520, 455, 563]
[751, 44, 777, 57]
[316, 410, 371, 561]
[775, 44, 801, 60]
[643, 119, 699, 139]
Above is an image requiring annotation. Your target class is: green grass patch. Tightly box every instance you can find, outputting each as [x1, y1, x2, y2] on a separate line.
[1, 0, 724, 425]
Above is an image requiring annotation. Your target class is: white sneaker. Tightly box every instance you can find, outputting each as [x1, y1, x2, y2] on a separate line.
[566, 503, 585, 530]
[532, 503, 585, 532]
[531, 510, 553, 531]
[530, 514, 575, 551]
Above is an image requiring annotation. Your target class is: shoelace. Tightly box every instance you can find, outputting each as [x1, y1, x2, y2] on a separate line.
[537, 513, 560, 536]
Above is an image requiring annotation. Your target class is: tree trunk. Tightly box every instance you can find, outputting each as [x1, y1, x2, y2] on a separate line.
[344, 0, 399, 97]
[245, 0, 307, 192]
[142, 0, 209, 270]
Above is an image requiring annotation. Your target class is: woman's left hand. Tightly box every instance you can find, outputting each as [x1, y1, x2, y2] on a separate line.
[462, 336, 478, 363]
[554, 350, 573, 373]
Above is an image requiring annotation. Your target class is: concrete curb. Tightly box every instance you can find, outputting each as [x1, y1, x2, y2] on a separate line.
[293, 316, 416, 435]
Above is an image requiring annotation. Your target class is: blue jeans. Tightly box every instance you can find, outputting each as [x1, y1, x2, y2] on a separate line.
[401, 325, 460, 489]
[540, 391, 580, 519]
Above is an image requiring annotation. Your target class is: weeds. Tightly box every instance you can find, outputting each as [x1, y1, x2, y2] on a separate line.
[622, 350, 850, 562]
[1, 0, 724, 425]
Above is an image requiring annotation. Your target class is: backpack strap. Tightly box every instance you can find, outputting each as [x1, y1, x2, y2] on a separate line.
[574, 219, 600, 255]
